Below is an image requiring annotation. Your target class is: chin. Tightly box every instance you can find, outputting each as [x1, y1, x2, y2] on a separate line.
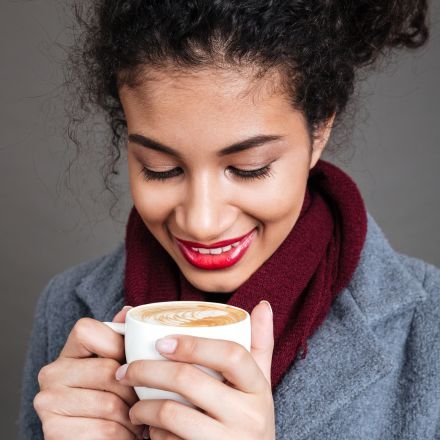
[183, 269, 249, 293]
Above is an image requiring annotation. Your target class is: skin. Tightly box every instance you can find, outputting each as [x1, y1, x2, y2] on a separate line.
[122, 68, 332, 293]
[34, 67, 333, 439]
[34, 308, 144, 439]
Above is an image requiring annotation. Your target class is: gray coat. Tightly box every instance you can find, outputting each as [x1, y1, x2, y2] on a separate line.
[19, 215, 440, 439]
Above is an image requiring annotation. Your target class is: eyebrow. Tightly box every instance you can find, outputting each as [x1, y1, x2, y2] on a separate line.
[128, 133, 284, 158]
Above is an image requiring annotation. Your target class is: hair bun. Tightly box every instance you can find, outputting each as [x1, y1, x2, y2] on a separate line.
[319, 0, 429, 67]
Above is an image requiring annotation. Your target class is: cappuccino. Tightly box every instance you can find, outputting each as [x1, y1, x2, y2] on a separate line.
[133, 303, 246, 327]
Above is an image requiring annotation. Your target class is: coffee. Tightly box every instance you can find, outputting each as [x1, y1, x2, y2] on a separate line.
[133, 303, 246, 327]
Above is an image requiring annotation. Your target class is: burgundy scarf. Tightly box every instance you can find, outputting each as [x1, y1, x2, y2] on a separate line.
[124, 160, 367, 389]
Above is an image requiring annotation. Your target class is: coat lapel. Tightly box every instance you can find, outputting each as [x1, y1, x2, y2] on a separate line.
[74, 243, 126, 322]
[274, 290, 395, 439]
[274, 216, 427, 439]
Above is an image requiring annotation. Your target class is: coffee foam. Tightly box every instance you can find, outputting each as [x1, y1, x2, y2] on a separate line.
[133, 303, 246, 327]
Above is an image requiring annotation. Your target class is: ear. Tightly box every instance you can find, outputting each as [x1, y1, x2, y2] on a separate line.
[309, 114, 335, 169]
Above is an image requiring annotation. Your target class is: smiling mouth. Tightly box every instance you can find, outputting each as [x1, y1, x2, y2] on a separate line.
[174, 229, 257, 270]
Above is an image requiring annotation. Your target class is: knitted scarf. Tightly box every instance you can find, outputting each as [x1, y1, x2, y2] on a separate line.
[124, 160, 367, 388]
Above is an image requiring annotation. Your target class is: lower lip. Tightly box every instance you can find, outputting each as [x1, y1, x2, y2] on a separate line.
[175, 229, 257, 270]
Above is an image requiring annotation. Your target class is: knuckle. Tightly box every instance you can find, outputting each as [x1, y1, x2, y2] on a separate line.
[102, 393, 124, 417]
[100, 357, 121, 380]
[225, 342, 246, 366]
[183, 336, 198, 357]
[173, 363, 196, 388]
[157, 399, 179, 425]
[37, 358, 72, 389]
[37, 364, 52, 387]
[71, 317, 96, 343]
[37, 360, 65, 387]
[33, 390, 51, 414]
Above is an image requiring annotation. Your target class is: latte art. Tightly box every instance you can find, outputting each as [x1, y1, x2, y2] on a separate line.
[134, 303, 246, 327]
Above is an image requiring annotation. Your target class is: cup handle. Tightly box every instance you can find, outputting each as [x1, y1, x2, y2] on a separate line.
[103, 322, 126, 335]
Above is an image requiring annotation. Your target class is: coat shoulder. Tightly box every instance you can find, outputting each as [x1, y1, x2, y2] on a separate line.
[42, 243, 125, 312]
[396, 252, 440, 316]
[39, 243, 126, 360]
[348, 215, 438, 325]
[419, 258, 440, 299]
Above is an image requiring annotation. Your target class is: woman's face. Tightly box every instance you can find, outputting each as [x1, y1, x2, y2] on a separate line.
[120, 68, 331, 292]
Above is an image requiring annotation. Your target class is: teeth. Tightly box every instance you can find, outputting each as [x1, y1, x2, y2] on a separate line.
[191, 242, 239, 255]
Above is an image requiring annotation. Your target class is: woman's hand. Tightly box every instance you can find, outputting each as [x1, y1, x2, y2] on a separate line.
[34, 307, 144, 439]
[117, 300, 275, 440]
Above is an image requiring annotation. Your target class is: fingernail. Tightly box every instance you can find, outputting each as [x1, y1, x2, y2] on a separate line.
[259, 300, 273, 317]
[122, 305, 133, 311]
[156, 337, 178, 354]
[115, 363, 128, 381]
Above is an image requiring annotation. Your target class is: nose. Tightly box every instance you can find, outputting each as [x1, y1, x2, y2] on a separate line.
[175, 173, 236, 242]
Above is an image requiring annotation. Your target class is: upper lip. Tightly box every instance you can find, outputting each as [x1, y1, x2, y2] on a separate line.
[175, 229, 256, 249]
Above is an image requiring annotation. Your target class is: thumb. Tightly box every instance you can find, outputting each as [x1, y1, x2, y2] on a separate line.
[250, 300, 274, 385]
[112, 305, 133, 323]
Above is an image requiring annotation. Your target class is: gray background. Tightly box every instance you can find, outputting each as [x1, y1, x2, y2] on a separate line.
[1, 1, 439, 438]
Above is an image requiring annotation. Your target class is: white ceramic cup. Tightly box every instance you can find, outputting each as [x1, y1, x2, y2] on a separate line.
[104, 301, 251, 406]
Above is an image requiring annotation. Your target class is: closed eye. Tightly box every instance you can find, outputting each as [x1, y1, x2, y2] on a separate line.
[140, 167, 183, 181]
[140, 163, 274, 181]
[227, 164, 273, 180]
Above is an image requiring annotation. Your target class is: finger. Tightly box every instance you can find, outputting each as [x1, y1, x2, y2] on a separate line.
[149, 426, 184, 440]
[113, 305, 133, 323]
[38, 357, 138, 406]
[60, 317, 125, 361]
[34, 387, 143, 437]
[152, 335, 267, 394]
[40, 415, 139, 440]
[250, 300, 274, 385]
[118, 359, 238, 418]
[130, 399, 223, 440]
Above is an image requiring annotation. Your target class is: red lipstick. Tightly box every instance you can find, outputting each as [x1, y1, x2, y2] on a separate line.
[175, 228, 257, 270]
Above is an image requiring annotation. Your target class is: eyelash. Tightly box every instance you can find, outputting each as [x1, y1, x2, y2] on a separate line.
[140, 164, 273, 182]
[227, 165, 273, 180]
[140, 167, 183, 181]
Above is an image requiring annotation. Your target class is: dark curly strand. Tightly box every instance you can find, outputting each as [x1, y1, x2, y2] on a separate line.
[66, 0, 429, 190]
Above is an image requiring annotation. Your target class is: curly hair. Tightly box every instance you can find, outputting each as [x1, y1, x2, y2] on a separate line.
[66, 0, 429, 191]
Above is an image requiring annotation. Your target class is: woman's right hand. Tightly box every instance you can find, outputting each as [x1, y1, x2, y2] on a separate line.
[33, 307, 144, 439]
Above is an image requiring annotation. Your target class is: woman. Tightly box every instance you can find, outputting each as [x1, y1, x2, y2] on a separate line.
[20, 1, 438, 439]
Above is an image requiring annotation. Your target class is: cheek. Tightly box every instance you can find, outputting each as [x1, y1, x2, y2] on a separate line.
[128, 162, 179, 226]
[131, 184, 181, 225]
[238, 167, 309, 225]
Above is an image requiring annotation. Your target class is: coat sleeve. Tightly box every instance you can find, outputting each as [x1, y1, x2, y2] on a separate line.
[18, 279, 53, 440]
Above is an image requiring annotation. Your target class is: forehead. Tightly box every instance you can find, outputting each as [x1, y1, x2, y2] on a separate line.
[118, 66, 290, 114]
[117, 66, 309, 154]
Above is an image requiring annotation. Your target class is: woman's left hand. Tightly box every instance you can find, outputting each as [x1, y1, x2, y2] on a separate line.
[116, 300, 275, 440]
